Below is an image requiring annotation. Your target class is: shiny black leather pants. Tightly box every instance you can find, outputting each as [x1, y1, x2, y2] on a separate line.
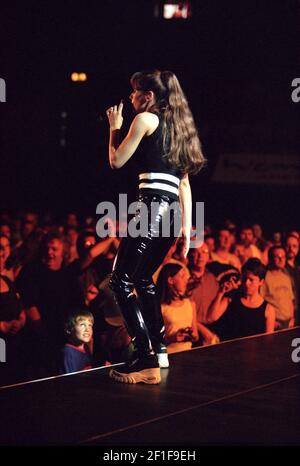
[109, 193, 181, 359]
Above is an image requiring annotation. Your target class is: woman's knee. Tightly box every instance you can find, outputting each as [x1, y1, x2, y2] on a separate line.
[109, 271, 135, 297]
[135, 277, 156, 294]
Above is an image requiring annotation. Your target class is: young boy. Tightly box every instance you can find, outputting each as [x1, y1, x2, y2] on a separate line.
[62, 309, 94, 374]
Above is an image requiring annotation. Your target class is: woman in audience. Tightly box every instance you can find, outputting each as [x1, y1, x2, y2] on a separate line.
[157, 263, 198, 354]
[207, 258, 275, 340]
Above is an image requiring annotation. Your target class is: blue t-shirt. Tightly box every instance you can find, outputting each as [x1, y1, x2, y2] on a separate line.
[62, 344, 92, 374]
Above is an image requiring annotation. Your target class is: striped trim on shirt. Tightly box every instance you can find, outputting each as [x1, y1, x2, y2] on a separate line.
[138, 172, 180, 197]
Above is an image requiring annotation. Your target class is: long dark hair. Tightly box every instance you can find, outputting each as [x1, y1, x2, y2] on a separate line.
[130, 69, 206, 176]
[156, 263, 183, 305]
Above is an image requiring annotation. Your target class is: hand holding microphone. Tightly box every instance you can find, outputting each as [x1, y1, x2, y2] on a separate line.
[106, 100, 124, 130]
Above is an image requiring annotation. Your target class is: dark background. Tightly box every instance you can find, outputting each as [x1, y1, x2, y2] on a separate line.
[1, 0, 299, 234]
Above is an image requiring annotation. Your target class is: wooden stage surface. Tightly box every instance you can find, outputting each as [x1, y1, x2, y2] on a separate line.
[0, 327, 299, 446]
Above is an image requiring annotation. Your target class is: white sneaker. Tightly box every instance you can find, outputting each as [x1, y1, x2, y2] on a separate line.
[157, 352, 169, 368]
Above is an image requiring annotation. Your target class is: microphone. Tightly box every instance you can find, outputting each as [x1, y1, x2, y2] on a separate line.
[96, 114, 105, 123]
[97, 98, 127, 123]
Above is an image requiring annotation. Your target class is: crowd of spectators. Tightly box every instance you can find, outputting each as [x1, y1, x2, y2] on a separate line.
[0, 210, 299, 385]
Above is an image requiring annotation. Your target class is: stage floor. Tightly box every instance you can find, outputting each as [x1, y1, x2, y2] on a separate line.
[1, 328, 299, 446]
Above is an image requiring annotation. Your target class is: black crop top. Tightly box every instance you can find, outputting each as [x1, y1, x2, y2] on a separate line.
[132, 113, 183, 200]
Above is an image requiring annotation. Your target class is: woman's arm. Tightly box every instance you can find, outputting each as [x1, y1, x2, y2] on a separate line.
[107, 107, 158, 169]
[178, 173, 192, 258]
[265, 303, 276, 333]
[206, 290, 231, 323]
[207, 276, 240, 323]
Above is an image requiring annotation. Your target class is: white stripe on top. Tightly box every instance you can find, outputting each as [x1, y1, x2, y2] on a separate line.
[139, 182, 179, 196]
[139, 172, 180, 186]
